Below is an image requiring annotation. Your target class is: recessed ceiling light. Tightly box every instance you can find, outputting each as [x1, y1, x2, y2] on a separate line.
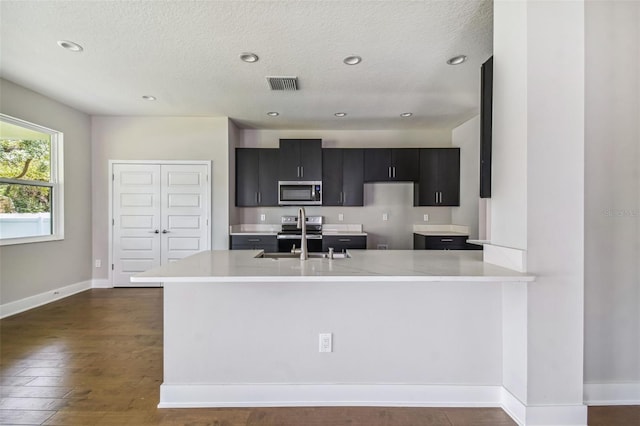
[57, 40, 83, 52]
[334, 112, 347, 117]
[400, 112, 413, 117]
[240, 52, 259, 63]
[447, 55, 467, 65]
[343, 56, 362, 65]
[267, 111, 279, 117]
[141, 95, 156, 101]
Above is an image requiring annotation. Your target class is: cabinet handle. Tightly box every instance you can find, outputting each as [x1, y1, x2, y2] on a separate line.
[388, 166, 392, 178]
[258, 192, 261, 204]
[338, 238, 351, 242]
[255, 192, 259, 204]
[300, 166, 304, 177]
[339, 192, 343, 203]
[393, 166, 396, 178]
[435, 192, 438, 204]
[297, 166, 300, 178]
[441, 238, 453, 242]
[248, 238, 260, 242]
[439, 192, 443, 203]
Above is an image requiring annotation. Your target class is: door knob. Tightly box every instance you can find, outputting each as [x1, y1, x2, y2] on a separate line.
[162, 230, 170, 234]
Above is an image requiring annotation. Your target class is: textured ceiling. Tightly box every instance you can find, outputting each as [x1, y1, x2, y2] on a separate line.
[0, 0, 493, 130]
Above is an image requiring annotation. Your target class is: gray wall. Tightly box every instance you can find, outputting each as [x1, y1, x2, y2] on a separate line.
[584, 0, 640, 384]
[0, 79, 92, 303]
[235, 128, 463, 249]
[452, 115, 480, 240]
[91, 116, 231, 281]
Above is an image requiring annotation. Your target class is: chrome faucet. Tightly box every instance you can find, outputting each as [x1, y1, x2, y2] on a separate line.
[297, 207, 308, 260]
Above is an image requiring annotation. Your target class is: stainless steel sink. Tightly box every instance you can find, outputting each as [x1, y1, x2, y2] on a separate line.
[255, 252, 350, 260]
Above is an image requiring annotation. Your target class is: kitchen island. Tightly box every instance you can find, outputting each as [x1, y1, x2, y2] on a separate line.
[132, 250, 534, 420]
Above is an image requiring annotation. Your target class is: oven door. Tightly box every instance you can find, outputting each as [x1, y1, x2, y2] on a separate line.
[278, 181, 322, 205]
[277, 234, 323, 252]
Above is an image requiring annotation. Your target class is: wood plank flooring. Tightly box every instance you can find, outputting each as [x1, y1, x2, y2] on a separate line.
[0, 289, 637, 425]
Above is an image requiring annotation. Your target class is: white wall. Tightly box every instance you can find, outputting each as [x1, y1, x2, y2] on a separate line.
[493, 0, 586, 418]
[91, 116, 231, 280]
[236, 128, 461, 249]
[0, 79, 92, 304]
[452, 115, 480, 240]
[584, 0, 640, 386]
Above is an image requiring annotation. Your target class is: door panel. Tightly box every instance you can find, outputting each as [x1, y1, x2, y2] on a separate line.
[160, 164, 209, 265]
[112, 164, 161, 287]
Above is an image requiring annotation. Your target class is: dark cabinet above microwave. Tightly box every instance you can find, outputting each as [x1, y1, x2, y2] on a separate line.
[322, 148, 364, 206]
[278, 139, 322, 181]
[364, 148, 419, 182]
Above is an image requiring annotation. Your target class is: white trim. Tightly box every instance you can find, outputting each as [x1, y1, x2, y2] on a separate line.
[523, 405, 587, 425]
[92, 279, 112, 289]
[158, 384, 503, 408]
[501, 387, 526, 426]
[584, 382, 640, 405]
[483, 244, 527, 272]
[0, 280, 91, 319]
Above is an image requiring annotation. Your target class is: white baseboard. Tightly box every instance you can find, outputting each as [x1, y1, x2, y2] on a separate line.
[0, 280, 92, 319]
[92, 279, 112, 288]
[584, 382, 640, 405]
[501, 388, 526, 425]
[500, 389, 588, 425]
[158, 384, 503, 408]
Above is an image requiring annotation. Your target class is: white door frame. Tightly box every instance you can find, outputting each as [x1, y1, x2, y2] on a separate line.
[108, 160, 212, 287]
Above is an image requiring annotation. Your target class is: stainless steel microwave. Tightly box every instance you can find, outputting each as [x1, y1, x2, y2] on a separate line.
[278, 181, 322, 205]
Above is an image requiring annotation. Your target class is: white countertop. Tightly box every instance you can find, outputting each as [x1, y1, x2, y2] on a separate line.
[412, 224, 470, 236]
[230, 223, 367, 236]
[131, 249, 534, 283]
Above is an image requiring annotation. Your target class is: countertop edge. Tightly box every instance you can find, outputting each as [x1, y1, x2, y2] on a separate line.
[131, 275, 535, 283]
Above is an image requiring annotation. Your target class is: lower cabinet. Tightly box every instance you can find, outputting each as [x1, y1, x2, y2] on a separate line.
[230, 235, 278, 252]
[413, 234, 482, 250]
[323, 235, 367, 252]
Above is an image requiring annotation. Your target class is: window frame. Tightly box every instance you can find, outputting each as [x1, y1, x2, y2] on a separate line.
[0, 113, 64, 246]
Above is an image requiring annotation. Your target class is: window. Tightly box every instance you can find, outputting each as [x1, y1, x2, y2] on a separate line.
[0, 114, 64, 245]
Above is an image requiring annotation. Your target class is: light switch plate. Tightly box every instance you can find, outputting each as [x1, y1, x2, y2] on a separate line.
[319, 333, 332, 353]
[338, 213, 344, 221]
[382, 213, 388, 221]
[423, 214, 429, 222]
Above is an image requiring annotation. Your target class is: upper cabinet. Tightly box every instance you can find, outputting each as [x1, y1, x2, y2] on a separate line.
[480, 56, 493, 198]
[278, 139, 322, 181]
[414, 148, 460, 206]
[364, 148, 419, 182]
[322, 148, 364, 206]
[236, 148, 279, 206]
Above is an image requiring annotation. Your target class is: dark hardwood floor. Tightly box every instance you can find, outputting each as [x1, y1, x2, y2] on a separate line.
[0, 289, 637, 425]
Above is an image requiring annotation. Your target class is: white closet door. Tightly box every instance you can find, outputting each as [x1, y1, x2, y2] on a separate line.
[112, 164, 161, 287]
[160, 164, 210, 264]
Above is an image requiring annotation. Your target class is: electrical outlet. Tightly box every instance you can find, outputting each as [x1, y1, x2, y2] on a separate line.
[319, 333, 332, 353]
[382, 213, 388, 221]
[95, 259, 102, 268]
[423, 214, 429, 222]
[377, 244, 388, 250]
[260, 214, 266, 222]
[338, 213, 344, 221]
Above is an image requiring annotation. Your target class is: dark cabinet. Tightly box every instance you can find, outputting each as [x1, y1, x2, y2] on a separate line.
[480, 56, 493, 198]
[322, 149, 364, 206]
[413, 234, 481, 250]
[235, 148, 278, 206]
[414, 148, 460, 206]
[278, 139, 322, 180]
[230, 235, 278, 252]
[364, 149, 419, 182]
[323, 235, 367, 252]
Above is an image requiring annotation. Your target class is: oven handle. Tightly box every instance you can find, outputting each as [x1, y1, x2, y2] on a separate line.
[277, 234, 323, 240]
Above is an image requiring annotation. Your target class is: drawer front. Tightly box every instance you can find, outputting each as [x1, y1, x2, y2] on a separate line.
[323, 235, 367, 252]
[230, 235, 277, 251]
[414, 234, 477, 250]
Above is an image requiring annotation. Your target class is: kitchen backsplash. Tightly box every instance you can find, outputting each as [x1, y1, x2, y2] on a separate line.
[233, 183, 453, 249]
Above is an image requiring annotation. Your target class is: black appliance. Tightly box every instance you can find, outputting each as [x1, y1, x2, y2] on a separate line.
[277, 215, 323, 252]
[278, 181, 322, 205]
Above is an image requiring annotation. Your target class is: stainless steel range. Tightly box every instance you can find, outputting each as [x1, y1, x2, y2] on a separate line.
[277, 215, 323, 253]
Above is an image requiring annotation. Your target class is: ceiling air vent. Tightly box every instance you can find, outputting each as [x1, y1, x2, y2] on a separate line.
[266, 76, 299, 91]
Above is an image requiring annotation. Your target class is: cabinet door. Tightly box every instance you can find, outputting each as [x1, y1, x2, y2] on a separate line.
[258, 149, 279, 206]
[437, 148, 460, 206]
[299, 139, 322, 180]
[322, 149, 343, 206]
[392, 149, 419, 181]
[480, 56, 493, 198]
[278, 139, 301, 180]
[236, 149, 259, 206]
[415, 149, 439, 206]
[342, 149, 364, 206]
[364, 149, 392, 182]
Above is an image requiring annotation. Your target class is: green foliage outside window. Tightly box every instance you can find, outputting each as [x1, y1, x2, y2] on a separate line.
[0, 139, 51, 213]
